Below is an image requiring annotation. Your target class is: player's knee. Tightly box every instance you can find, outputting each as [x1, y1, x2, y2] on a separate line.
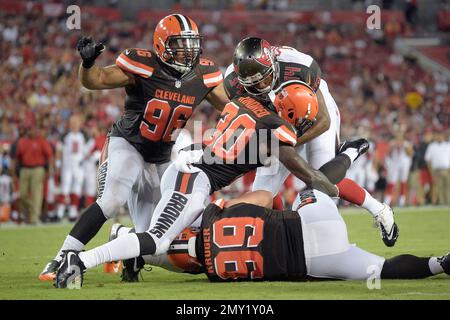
[97, 178, 134, 218]
[96, 191, 128, 218]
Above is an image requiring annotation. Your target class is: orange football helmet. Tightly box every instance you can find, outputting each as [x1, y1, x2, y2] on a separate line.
[274, 82, 319, 137]
[167, 227, 203, 274]
[153, 14, 202, 74]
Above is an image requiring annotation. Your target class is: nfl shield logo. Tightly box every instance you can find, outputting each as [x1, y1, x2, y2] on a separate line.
[175, 80, 182, 88]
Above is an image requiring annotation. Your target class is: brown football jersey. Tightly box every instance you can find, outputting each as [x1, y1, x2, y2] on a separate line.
[112, 48, 223, 163]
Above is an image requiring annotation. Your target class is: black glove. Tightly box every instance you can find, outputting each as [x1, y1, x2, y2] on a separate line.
[77, 36, 105, 69]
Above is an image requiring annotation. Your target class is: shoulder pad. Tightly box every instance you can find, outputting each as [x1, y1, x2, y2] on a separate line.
[198, 58, 223, 88]
[115, 48, 154, 78]
[274, 46, 314, 67]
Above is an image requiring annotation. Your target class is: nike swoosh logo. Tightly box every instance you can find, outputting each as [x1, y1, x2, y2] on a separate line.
[125, 49, 130, 55]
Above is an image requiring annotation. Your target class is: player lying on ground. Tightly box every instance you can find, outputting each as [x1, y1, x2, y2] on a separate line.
[54, 82, 370, 288]
[226, 37, 398, 247]
[109, 183, 450, 281]
[143, 189, 450, 281]
[39, 14, 229, 281]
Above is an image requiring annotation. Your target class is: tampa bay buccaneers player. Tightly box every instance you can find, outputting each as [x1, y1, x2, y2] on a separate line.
[224, 37, 398, 247]
[55, 80, 374, 288]
[39, 14, 229, 281]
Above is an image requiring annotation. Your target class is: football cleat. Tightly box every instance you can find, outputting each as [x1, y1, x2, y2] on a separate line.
[109, 223, 124, 242]
[438, 252, 450, 275]
[103, 223, 124, 274]
[121, 256, 145, 282]
[38, 259, 61, 282]
[338, 138, 370, 162]
[375, 203, 399, 247]
[54, 250, 86, 289]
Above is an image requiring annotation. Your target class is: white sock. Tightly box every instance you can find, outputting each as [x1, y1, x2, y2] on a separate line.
[117, 226, 132, 237]
[54, 235, 84, 261]
[79, 233, 140, 269]
[342, 148, 359, 164]
[68, 205, 78, 219]
[428, 257, 444, 275]
[361, 190, 385, 217]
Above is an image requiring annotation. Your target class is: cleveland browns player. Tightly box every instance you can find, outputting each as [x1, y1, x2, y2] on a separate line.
[39, 14, 229, 281]
[225, 37, 398, 247]
[137, 189, 450, 282]
[107, 164, 450, 282]
[54, 80, 373, 288]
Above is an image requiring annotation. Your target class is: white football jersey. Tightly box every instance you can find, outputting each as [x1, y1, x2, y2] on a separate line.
[224, 46, 322, 104]
[61, 131, 87, 168]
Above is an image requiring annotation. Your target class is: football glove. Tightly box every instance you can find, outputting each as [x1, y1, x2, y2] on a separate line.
[174, 149, 203, 173]
[77, 36, 105, 68]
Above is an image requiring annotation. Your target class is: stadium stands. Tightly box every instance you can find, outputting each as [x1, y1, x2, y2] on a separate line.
[0, 1, 449, 224]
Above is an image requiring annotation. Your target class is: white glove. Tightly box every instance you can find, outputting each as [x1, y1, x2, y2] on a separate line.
[174, 149, 203, 173]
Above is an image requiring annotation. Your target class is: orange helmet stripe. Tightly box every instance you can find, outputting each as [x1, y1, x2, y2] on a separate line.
[274, 126, 297, 146]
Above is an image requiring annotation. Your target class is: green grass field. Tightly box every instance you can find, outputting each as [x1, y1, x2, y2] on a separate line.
[1, 207, 449, 300]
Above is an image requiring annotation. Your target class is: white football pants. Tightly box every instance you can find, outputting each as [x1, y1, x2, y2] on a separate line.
[297, 189, 385, 280]
[96, 136, 170, 232]
[146, 163, 211, 255]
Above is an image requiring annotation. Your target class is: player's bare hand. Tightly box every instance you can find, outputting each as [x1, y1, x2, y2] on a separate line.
[77, 36, 105, 68]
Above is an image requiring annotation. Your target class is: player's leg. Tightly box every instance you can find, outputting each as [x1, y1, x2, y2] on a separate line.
[56, 166, 71, 220]
[83, 161, 97, 208]
[127, 161, 170, 233]
[68, 165, 84, 221]
[384, 158, 398, 205]
[307, 81, 388, 221]
[55, 164, 211, 288]
[40, 137, 143, 281]
[398, 158, 411, 207]
[299, 191, 449, 280]
[310, 244, 450, 280]
[119, 162, 169, 280]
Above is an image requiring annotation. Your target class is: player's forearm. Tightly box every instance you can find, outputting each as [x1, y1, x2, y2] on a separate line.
[279, 146, 338, 196]
[79, 63, 104, 90]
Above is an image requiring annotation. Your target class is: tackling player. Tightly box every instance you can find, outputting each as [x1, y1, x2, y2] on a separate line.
[224, 37, 398, 247]
[39, 14, 229, 281]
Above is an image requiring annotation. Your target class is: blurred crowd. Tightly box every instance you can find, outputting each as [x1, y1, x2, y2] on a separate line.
[0, 5, 449, 225]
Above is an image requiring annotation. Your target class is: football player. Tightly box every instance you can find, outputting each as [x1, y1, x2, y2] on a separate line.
[39, 14, 229, 281]
[55, 115, 87, 222]
[110, 166, 450, 282]
[137, 189, 450, 282]
[384, 131, 414, 206]
[224, 37, 398, 247]
[54, 81, 370, 288]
